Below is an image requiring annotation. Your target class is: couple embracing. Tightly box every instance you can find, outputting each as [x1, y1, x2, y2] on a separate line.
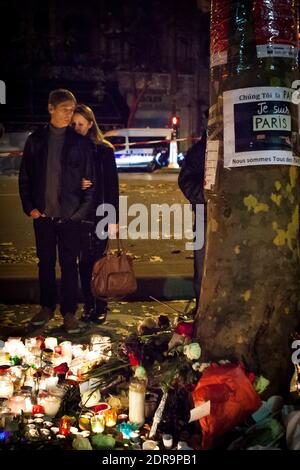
[19, 88, 119, 334]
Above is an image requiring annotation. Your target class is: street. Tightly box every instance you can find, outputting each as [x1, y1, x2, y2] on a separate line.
[0, 170, 196, 303]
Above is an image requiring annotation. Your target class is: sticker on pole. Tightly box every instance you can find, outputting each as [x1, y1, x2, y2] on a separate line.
[223, 86, 300, 168]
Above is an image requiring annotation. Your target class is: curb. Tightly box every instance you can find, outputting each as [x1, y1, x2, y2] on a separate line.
[0, 275, 194, 303]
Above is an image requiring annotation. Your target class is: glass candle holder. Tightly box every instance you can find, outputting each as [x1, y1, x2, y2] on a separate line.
[90, 413, 105, 433]
[59, 416, 72, 436]
[128, 378, 146, 425]
[7, 394, 26, 415]
[40, 395, 61, 418]
[78, 414, 91, 431]
[32, 404, 45, 415]
[41, 349, 53, 364]
[44, 338, 58, 350]
[0, 376, 14, 399]
[104, 408, 117, 428]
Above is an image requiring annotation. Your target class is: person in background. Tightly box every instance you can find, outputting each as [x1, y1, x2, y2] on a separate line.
[178, 130, 207, 315]
[19, 89, 95, 334]
[72, 104, 119, 324]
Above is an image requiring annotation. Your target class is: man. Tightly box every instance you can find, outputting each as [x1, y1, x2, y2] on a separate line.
[19, 89, 95, 334]
[178, 131, 207, 314]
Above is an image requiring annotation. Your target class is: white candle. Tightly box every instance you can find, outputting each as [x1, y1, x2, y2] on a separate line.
[129, 380, 146, 425]
[7, 395, 26, 415]
[44, 337, 58, 350]
[0, 377, 14, 399]
[60, 341, 72, 357]
[40, 396, 61, 418]
[162, 433, 173, 449]
[5, 338, 26, 357]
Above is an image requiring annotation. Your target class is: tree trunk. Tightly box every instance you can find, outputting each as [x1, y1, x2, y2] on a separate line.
[194, 0, 300, 397]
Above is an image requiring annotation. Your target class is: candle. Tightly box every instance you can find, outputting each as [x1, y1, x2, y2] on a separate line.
[78, 414, 91, 431]
[44, 337, 58, 350]
[45, 376, 59, 393]
[130, 431, 139, 442]
[59, 416, 72, 436]
[128, 379, 146, 425]
[40, 428, 51, 437]
[5, 338, 25, 357]
[60, 341, 72, 359]
[142, 440, 159, 450]
[104, 408, 117, 427]
[25, 337, 37, 348]
[0, 352, 10, 366]
[7, 395, 26, 415]
[90, 414, 105, 433]
[117, 413, 128, 423]
[32, 404, 45, 415]
[162, 433, 173, 449]
[0, 377, 14, 399]
[40, 395, 61, 418]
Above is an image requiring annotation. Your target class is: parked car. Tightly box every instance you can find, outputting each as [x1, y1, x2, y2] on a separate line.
[0, 129, 32, 174]
[0, 130, 31, 157]
[104, 127, 177, 172]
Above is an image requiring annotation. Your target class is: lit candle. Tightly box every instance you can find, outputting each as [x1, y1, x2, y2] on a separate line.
[59, 416, 72, 436]
[5, 338, 25, 357]
[0, 377, 14, 399]
[40, 395, 61, 418]
[44, 337, 58, 350]
[104, 408, 117, 428]
[78, 414, 91, 431]
[90, 414, 105, 433]
[7, 395, 26, 415]
[32, 405, 45, 415]
[60, 341, 72, 359]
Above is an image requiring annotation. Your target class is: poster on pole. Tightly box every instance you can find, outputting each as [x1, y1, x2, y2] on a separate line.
[204, 140, 219, 190]
[223, 86, 300, 168]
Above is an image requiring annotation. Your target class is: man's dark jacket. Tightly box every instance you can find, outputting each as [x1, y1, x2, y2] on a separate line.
[19, 125, 96, 221]
[178, 132, 207, 206]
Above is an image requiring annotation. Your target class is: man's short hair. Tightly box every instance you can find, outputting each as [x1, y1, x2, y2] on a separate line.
[48, 89, 76, 107]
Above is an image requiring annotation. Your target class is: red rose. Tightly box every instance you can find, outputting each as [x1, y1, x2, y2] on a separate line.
[175, 322, 193, 338]
[54, 362, 69, 375]
[128, 351, 140, 366]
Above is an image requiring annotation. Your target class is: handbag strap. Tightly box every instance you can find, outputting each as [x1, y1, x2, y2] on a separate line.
[103, 235, 124, 255]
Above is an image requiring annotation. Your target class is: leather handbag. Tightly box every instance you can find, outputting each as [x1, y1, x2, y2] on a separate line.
[91, 237, 137, 299]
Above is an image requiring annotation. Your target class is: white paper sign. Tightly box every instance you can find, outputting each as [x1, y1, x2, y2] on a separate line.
[189, 400, 211, 423]
[223, 86, 300, 168]
[204, 140, 219, 190]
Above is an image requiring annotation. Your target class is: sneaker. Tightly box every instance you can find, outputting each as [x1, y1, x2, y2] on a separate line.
[63, 313, 83, 334]
[31, 307, 54, 326]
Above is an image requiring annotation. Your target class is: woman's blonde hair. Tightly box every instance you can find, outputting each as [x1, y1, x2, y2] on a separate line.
[74, 104, 114, 148]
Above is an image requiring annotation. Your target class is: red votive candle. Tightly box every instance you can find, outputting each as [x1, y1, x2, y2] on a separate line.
[32, 404, 45, 415]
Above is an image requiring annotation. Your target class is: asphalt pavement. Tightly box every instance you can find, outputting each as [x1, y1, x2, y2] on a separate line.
[0, 171, 195, 303]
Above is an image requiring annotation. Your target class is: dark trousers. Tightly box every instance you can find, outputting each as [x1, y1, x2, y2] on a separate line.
[79, 222, 108, 312]
[33, 218, 80, 315]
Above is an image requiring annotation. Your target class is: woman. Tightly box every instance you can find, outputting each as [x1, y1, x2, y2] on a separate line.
[72, 104, 119, 324]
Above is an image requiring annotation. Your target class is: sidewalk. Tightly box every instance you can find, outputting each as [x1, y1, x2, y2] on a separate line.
[0, 258, 194, 303]
[0, 172, 195, 303]
[0, 299, 196, 343]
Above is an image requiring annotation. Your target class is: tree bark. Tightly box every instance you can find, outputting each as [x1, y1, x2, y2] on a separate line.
[194, 0, 300, 398]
